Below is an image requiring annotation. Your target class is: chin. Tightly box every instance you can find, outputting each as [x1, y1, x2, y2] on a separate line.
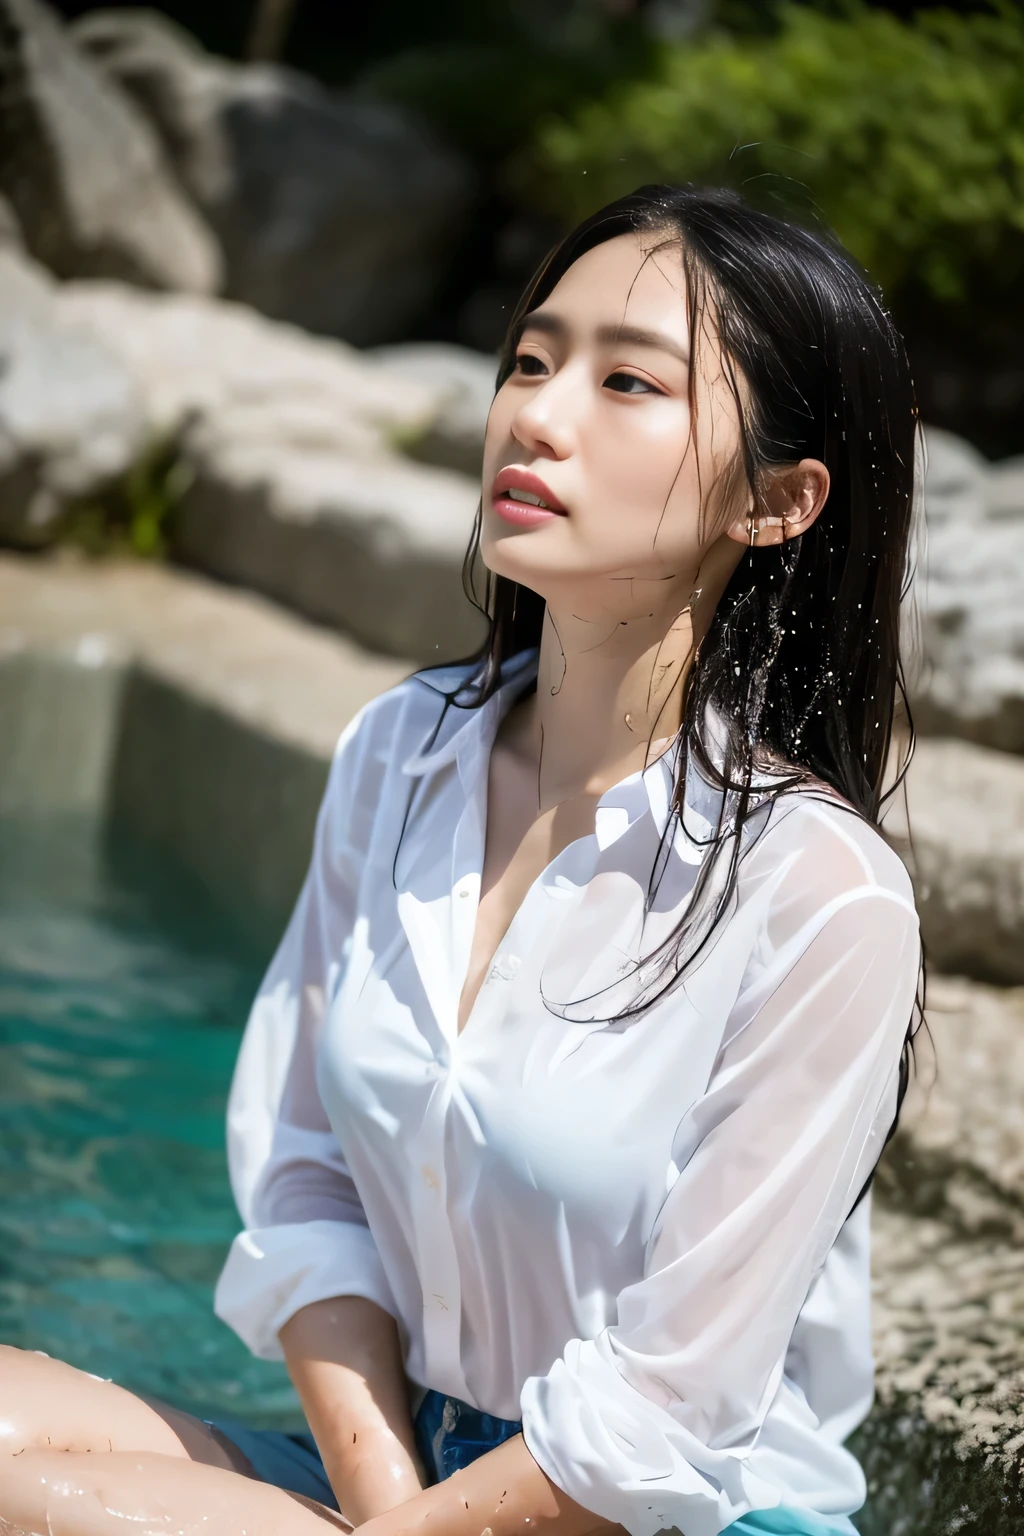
[480, 545, 540, 591]
[480, 528, 550, 579]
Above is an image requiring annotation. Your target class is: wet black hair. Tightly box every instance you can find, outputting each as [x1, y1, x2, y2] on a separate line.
[425, 184, 923, 1169]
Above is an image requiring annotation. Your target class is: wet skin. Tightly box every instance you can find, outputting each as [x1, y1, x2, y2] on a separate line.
[0, 1344, 349, 1534]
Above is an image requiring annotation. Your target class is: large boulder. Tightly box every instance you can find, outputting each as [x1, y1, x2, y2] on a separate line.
[55, 282, 440, 451]
[892, 735, 1024, 984]
[915, 427, 1024, 753]
[0, 251, 147, 546]
[72, 9, 472, 344]
[370, 343, 496, 478]
[175, 434, 483, 664]
[864, 975, 1024, 1532]
[56, 282, 485, 661]
[0, 0, 220, 292]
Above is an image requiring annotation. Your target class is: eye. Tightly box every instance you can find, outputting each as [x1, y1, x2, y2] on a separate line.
[603, 370, 663, 396]
[514, 352, 548, 377]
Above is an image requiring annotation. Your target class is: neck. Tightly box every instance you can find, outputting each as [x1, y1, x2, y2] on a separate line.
[502, 533, 745, 809]
[519, 589, 702, 809]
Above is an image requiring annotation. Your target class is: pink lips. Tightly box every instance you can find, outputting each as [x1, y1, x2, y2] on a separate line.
[491, 467, 567, 528]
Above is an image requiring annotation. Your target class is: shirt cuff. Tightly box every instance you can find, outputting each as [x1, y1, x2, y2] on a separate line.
[214, 1219, 397, 1361]
[521, 1339, 760, 1536]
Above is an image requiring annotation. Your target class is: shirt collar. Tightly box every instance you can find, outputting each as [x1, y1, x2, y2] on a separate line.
[402, 648, 699, 852]
[400, 649, 539, 777]
[400, 650, 777, 867]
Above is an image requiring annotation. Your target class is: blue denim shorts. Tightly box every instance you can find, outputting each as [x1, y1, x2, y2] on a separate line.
[209, 1387, 522, 1511]
[211, 1390, 853, 1534]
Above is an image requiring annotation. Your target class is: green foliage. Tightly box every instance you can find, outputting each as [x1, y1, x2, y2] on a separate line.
[65, 442, 193, 560]
[525, 4, 1024, 302]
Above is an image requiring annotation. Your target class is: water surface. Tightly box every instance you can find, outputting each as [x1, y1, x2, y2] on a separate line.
[0, 816, 302, 1428]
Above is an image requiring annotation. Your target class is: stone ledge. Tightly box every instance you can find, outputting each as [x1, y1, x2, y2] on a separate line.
[0, 550, 407, 760]
[0, 552, 408, 935]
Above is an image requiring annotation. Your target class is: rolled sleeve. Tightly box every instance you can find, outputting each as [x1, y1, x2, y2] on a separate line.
[521, 882, 920, 1536]
[216, 1219, 395, 1361]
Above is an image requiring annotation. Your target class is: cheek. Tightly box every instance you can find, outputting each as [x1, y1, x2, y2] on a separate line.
[580, 406, 699, 544]
[482, 390, 514, 476]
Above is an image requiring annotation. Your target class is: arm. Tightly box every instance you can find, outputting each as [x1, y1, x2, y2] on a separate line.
[359, 872, 920, 1536]
[280, 1297, 425, 1524]
[354, 1432, 616, 1536]
[214, 708, 420, 1517]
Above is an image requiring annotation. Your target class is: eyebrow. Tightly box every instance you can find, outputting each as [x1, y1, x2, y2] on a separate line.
[521, 310, 689, 365]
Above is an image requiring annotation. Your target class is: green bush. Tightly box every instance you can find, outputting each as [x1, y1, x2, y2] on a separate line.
[526, 4, 1024, 303]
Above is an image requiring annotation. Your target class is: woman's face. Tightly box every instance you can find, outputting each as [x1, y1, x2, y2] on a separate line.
[481, 231, 748, 614]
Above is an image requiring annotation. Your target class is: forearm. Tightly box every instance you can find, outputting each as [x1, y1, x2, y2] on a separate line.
[357, 1432, 622, 1536]
[279, 1296, 424, 1524]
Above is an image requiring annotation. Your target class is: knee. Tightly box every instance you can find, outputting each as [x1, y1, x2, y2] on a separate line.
[0, 1346, 105, 1454]
[0, 1346, 49, 1449]
[0, 1348, 198, 1463]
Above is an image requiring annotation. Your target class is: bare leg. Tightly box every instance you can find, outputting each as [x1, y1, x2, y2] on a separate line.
[0, 1348, 349, 1534]
[0, 1447, 349, 1536]
[0, 1347, 249, 1473]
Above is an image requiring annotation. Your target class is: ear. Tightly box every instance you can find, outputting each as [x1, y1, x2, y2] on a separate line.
[725, 458, 830, 548]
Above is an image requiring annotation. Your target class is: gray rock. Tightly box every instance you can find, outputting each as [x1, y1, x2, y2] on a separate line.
[55, 281, 443, 449]
[915, 426, 1024, 752]
[56, 281, 486, 659]
[370, 343, 496, 478]
[897, 974, 1024, 1205]
[174, 427, 484, 664]
[891, 735, 1024, 984]
[0, 0, 221, 292]
[865, 976, 1024, 1530]
[73, 8, 471, 343]
[0, 251, 147, 546]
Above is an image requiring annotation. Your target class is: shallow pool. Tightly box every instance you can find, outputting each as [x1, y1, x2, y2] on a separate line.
[0, 816, 303, 1429]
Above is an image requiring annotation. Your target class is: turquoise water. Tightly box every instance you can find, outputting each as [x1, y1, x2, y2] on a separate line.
[0, 816, 303, 1429]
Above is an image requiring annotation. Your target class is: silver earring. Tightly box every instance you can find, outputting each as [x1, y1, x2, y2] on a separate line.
[747, 514, 757, 548]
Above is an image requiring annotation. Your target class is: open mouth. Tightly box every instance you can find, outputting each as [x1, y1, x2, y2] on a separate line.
[491, 468, 567, 526]
[504, 485, 555, 509]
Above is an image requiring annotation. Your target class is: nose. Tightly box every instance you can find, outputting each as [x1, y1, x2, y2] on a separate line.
[508, 363, 581, 461]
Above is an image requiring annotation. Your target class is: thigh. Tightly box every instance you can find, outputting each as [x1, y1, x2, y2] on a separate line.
[0, 1345, 250, 1476]
[0, 1447, 349, 1536]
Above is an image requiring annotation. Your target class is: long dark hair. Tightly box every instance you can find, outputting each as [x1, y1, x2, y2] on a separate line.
[425, 185, 922, 1144]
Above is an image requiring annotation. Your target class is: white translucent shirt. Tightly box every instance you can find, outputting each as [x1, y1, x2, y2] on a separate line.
[214, 650, 921, 1536]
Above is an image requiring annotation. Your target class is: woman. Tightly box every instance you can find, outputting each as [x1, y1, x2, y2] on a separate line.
[0, 185, 921, 1536]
